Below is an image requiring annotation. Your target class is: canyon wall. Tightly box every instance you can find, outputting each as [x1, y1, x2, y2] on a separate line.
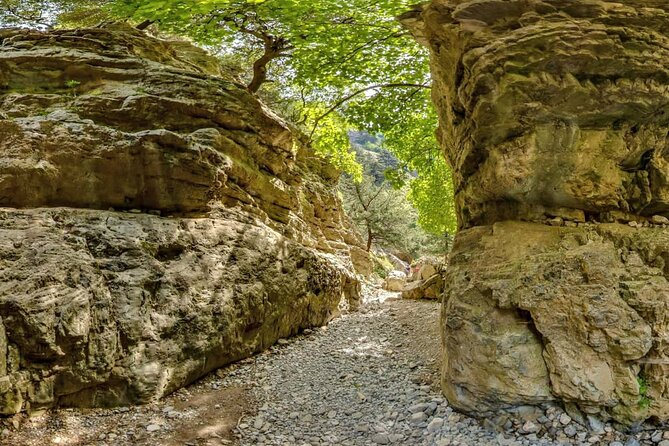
[0, 25, 368, 414]
[404, 0, 669, 424]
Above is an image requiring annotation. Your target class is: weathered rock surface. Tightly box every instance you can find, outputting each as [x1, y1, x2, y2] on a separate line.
[404, 0, 669, 424]
[401, 274, 443, 300]
[402, 260, 445, 300]
[405, 0, 669, 229]
[443, 221, 669, 423]
[0, 26, 368, 414]
[383, 270, 407, 292]
[408, 260, 439, 282]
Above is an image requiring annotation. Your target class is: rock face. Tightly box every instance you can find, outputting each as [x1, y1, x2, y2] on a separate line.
[404, 0, 669, 424]
[406, 0, 669, 230]
[0, 26, 367, 414]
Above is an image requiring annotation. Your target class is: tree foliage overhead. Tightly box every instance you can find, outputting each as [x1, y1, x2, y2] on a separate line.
[109, 0, 428, 91]
[0, 0, 458, 237]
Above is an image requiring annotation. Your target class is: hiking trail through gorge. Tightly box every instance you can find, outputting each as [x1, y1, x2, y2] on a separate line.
[4, 288, 662, 446]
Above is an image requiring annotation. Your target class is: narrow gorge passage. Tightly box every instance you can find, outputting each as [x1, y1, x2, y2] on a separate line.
[8, 291, 639, 446]
[6, 294, 451, 446]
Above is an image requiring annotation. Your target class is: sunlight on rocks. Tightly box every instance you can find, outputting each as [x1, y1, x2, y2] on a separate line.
[339, 336, 389, 359]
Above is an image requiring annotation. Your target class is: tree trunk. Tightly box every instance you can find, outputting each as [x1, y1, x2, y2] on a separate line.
[247, 51, 273, 93]
[366, 226, 373, 252]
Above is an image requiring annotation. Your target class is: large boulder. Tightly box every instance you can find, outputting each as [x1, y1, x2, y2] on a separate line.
[401, 274, 443, 300]
[383, 270, 407, 292]
[418, 262, 438, 281]
[404, 0, 669, 424]
[0, 26, 368, 414]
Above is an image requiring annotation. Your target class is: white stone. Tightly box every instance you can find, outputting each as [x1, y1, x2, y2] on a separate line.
[427, 417, 444, 433]
[521, 420, 540, 433]
[652, 215, 669, 225]
[559, 413, 572, 425]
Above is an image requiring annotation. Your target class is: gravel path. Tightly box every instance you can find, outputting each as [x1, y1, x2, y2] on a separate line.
[223, 293, 669, 446]
[230, 297, 462, 446]
[6, 289, 669, 446]
[224, 296, 460, 446]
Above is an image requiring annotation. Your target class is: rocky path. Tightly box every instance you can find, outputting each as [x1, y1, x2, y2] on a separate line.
[230, 295, 488, 446]
[4, 290, 669, 446]
[222, 293, 669, 446]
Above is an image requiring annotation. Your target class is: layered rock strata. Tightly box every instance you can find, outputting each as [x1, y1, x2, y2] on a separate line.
[0, 26, 367, 414]
[404, 0, 669, 424]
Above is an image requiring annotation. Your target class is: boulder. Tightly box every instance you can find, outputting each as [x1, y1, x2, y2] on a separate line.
[418, 263, 438, 281]
[401, 275, 443, 300]
[383, 270, 407, 292]
[404, 0, 669, 424]
[408, 258, 442, 282]
[652, 215, 669, 225]
[0, 26, 368, 414]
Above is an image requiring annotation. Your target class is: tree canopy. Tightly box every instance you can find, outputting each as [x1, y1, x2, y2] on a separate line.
[0, 0, 458, 236]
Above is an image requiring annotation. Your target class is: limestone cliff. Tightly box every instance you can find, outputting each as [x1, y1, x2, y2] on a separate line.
[0, 26, 368, 414]
[405, 0, 669, 424]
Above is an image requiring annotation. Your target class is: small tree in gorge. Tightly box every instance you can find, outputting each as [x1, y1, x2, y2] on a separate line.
[340, 174, 416, 252]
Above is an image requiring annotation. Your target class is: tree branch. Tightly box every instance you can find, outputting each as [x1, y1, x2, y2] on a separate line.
[221, 15, 293, 94]
[365, 183, 386, 209]
[317, 31, 406, 73]
[135, 19, 154, 30]
[308, 82, 430, 139]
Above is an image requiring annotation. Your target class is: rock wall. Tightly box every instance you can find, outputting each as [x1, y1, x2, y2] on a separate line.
[0, 26, 368, 414]
[404, 0, 669, 424]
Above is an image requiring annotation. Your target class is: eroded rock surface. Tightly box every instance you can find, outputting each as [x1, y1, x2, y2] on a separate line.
[0, 26, 367, 414]
[404, 0, 669, 424]
[405, 0, 669, 229]
[383, 270, 407, 292]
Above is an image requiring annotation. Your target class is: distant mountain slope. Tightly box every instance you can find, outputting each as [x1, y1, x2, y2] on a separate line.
[349, 131, 399, 184]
